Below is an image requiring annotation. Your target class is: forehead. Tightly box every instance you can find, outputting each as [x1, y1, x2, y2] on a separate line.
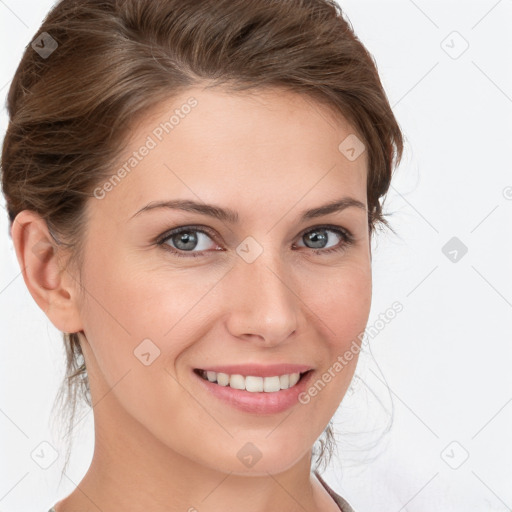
[91, 85, 368, 222]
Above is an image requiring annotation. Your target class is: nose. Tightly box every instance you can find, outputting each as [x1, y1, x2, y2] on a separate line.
[223, 249, 300, 347]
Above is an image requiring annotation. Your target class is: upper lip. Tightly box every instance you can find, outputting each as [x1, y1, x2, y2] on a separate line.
[195, 364, 313, 378]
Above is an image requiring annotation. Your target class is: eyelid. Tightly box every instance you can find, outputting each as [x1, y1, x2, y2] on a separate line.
[155, 224, 219, 245]
[300, 223, 354, 241]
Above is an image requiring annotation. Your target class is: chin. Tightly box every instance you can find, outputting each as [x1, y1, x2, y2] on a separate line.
[196, 436, 312, 476]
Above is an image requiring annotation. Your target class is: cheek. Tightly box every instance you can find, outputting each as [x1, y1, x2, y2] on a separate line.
[304, 258, 372, 343]
[78, 246, 224, 379]
[329, 274, 371, 342]
[77, 255, 206, 432]
[299, 261, 371, 408]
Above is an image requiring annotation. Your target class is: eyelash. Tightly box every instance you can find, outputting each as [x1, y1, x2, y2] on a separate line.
[155, 224, 355, 259]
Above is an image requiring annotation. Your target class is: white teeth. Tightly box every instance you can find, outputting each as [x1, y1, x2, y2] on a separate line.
[229, 374, 245, 390]
[263, 376, 281, 392]
[289, 373, 300, 387]
[198, 370, 305, 392]
[217, 372, 229, 386]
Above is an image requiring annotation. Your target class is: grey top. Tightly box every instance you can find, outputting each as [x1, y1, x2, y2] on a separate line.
[314, 470, 356, 511]
[47, 474, 355, 512]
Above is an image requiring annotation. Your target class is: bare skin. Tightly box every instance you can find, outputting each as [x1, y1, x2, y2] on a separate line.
[12, 85, 371, 512]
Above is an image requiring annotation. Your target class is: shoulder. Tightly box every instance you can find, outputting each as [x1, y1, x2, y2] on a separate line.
[313, 470, 357, 512]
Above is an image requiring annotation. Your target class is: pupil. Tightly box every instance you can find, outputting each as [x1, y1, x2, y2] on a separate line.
[175, 231, 197, 250]
[307, 229, 327, 249]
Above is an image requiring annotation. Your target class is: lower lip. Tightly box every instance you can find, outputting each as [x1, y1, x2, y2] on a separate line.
[193, 369, 314, 414]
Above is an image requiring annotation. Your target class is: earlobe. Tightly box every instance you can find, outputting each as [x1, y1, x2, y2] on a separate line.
[10, 210, 84, 334]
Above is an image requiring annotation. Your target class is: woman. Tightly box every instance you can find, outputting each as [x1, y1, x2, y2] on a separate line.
[1, 0, 403, 510]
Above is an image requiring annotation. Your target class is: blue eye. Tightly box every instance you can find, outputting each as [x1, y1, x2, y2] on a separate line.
[295, 225, 354, 255]
[156, 225, 220, 258]
[156, 224, 354, 258]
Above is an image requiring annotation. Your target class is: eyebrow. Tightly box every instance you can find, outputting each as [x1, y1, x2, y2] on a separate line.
[129, 196, 367, 223]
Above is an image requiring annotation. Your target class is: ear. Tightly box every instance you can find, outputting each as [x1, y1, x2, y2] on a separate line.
[10, 210, 84, 334]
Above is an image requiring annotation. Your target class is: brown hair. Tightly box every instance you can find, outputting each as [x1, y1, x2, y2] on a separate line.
[1, 0, 403, 476]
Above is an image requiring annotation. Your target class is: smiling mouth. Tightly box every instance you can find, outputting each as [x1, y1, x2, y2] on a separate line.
[193, 368, 312, 393]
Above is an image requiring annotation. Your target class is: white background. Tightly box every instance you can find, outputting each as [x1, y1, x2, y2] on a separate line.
[1, 1, 511, 511]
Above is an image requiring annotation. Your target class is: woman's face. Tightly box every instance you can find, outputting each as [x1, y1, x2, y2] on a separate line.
[74, 85, 372, 475]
